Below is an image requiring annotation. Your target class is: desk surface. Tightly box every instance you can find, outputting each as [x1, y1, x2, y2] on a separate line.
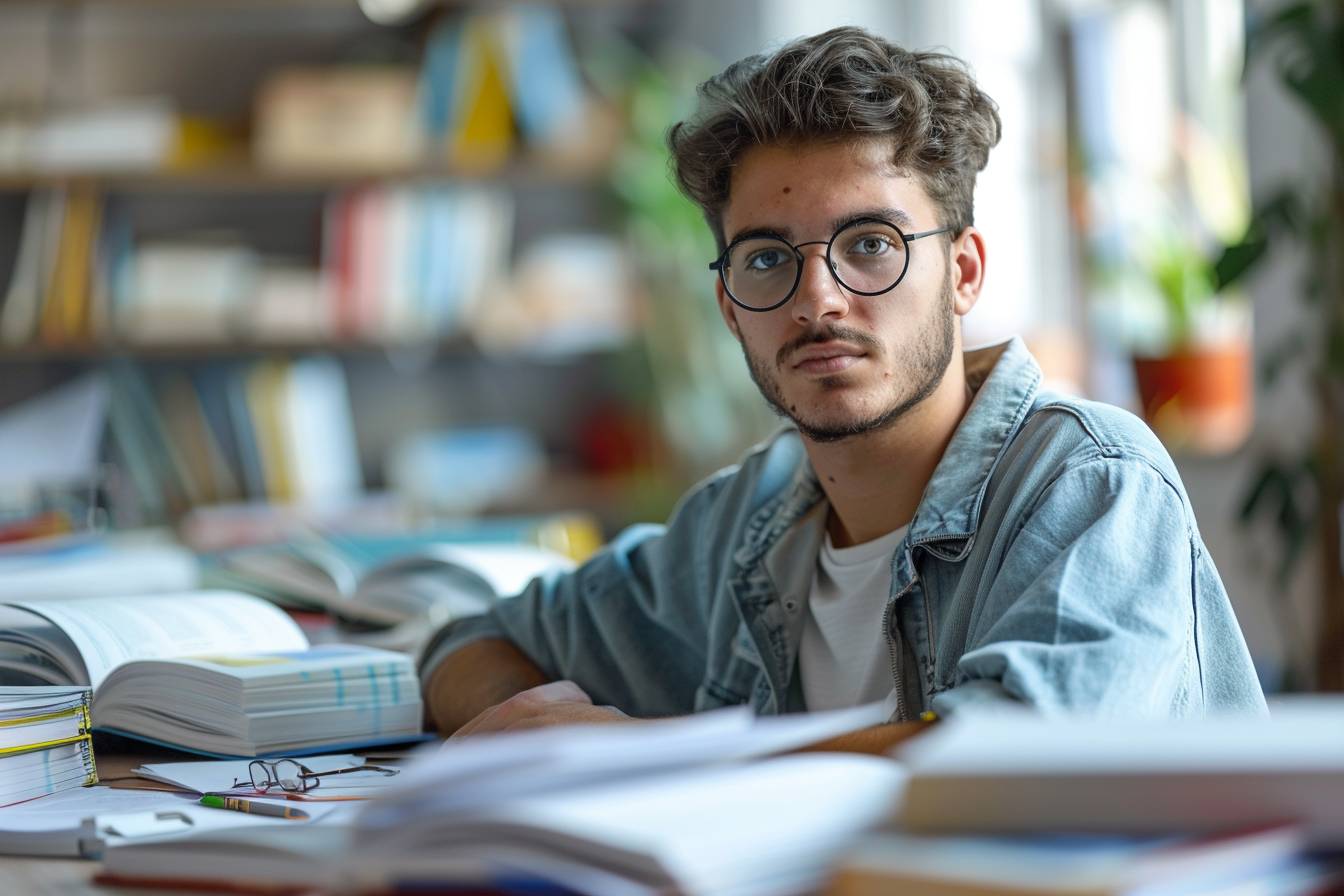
[3, 855, 103, 896]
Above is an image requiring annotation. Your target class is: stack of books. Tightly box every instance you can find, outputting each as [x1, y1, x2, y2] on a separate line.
[827, 705, 1344, 895]
[0, 685, 98, 807]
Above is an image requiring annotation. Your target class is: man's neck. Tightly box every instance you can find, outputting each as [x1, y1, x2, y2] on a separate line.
[806, 355, 972, 549]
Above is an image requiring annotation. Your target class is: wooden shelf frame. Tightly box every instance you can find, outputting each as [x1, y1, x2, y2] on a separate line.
[0, 154, 614, 193]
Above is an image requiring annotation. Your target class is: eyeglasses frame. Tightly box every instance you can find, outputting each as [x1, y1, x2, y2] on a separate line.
[232, 758, 400, 794]
[708, 218, 955, 312]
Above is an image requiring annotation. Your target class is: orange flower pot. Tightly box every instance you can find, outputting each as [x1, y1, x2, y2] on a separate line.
[1131, 339, 1253, 455]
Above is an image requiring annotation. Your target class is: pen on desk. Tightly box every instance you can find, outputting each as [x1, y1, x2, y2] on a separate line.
[199, 794, 310, 820]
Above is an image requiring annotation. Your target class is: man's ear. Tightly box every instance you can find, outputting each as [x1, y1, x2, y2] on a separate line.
[715, 276, 743, 342]
[950, 226, 986, 317]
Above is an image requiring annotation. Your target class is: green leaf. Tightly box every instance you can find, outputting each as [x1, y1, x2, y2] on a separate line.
[1212, 188, 1306, 290]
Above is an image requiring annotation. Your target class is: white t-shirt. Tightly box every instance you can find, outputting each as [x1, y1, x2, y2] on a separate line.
[799, 524, 908, 717]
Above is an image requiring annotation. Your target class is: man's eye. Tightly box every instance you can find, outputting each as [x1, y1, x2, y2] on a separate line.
[850, 235, 893, 256]
[747, 250, 785, 271]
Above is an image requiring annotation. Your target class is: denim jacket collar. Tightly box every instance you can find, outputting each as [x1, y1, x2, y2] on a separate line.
[907, 337, 1043, 553]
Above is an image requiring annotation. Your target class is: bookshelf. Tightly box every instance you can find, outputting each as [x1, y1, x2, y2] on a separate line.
[0, 0, 672, 535]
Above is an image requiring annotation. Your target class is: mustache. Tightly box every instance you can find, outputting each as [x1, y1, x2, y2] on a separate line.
[776, 325, 883, 367]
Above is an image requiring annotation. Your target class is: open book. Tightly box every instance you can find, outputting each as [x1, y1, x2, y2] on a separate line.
[0, 591, 422, 758]
[208, 536, 574, 632]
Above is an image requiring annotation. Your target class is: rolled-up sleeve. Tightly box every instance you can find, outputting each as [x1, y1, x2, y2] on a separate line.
[418, 475, 733, 717]
[932, 457, 1206, 719]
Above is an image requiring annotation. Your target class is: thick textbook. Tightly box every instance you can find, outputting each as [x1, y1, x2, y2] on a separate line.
[0, 591, 422, 757]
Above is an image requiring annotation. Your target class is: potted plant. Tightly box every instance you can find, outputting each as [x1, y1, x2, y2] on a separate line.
[1131, 238, 1254, 455]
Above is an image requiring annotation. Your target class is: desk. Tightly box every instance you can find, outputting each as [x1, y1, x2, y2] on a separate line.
[2, 855, 103, 895]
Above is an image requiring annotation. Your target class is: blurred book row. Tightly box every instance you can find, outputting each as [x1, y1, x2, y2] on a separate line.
[0, 184, 635, 352]
[0, 6, 606, 176]
[0, 368, 621, 534]
[102, 359, 362, 520]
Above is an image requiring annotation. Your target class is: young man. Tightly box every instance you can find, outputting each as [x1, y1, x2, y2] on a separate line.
[420, 27, 1266, 750]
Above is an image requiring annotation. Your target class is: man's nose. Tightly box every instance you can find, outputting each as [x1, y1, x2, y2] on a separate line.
[791, 247, 851, 325]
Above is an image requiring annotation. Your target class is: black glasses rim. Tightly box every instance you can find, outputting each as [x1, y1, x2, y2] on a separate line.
[246, 758, 316, 792]
[709, 220, 954, 313]
[235, 759, 401, 793]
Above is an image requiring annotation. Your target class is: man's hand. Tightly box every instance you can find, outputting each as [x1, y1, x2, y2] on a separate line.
[449, 680, 634, 739]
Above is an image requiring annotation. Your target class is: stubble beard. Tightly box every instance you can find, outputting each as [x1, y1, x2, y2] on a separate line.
[741, 278, 956, 444]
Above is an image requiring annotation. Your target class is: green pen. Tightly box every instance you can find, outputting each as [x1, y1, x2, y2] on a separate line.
[199, 794, 310, 821]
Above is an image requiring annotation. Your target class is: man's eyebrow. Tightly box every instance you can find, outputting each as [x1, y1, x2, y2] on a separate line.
[725, 223, 794, 245]
[725, 207, 915, 247]
[830, 206, 913, 233]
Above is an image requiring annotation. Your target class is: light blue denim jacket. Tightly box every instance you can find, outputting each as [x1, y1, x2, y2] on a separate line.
[421, 337, 1267, 720]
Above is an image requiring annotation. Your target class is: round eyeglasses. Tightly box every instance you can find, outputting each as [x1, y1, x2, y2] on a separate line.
[232, 758, 399, 794]
[709, 218, 954, 312]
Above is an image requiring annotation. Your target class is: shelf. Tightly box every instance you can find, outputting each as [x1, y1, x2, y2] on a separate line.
[0, 337, 625, 362]
[0, 339, 471, 361]
[0, 152, 613, 193]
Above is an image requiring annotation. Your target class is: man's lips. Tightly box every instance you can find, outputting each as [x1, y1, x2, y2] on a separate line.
[790, 342, 867, 373]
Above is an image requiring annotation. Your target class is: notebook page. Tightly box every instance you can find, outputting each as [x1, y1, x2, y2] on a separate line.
[13, 591, 308, 688]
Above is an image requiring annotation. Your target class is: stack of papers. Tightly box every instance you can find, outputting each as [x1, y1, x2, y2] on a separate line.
[0, 685, 97, 807]
[99, 703, 904, 895]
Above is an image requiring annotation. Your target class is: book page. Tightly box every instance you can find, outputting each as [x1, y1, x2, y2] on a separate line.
[12, 591, 308, 689]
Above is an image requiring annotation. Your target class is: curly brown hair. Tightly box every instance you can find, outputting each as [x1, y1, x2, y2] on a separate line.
[668, 26, 1002, 251]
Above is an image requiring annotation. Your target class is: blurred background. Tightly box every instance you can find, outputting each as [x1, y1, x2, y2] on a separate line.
[0, 0, 1339, 693]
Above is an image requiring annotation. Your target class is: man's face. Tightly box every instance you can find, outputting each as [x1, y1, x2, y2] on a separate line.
[715, 139, 959, 444]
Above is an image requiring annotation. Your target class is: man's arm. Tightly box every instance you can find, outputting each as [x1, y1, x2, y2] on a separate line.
[424, 638, 550, 734]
